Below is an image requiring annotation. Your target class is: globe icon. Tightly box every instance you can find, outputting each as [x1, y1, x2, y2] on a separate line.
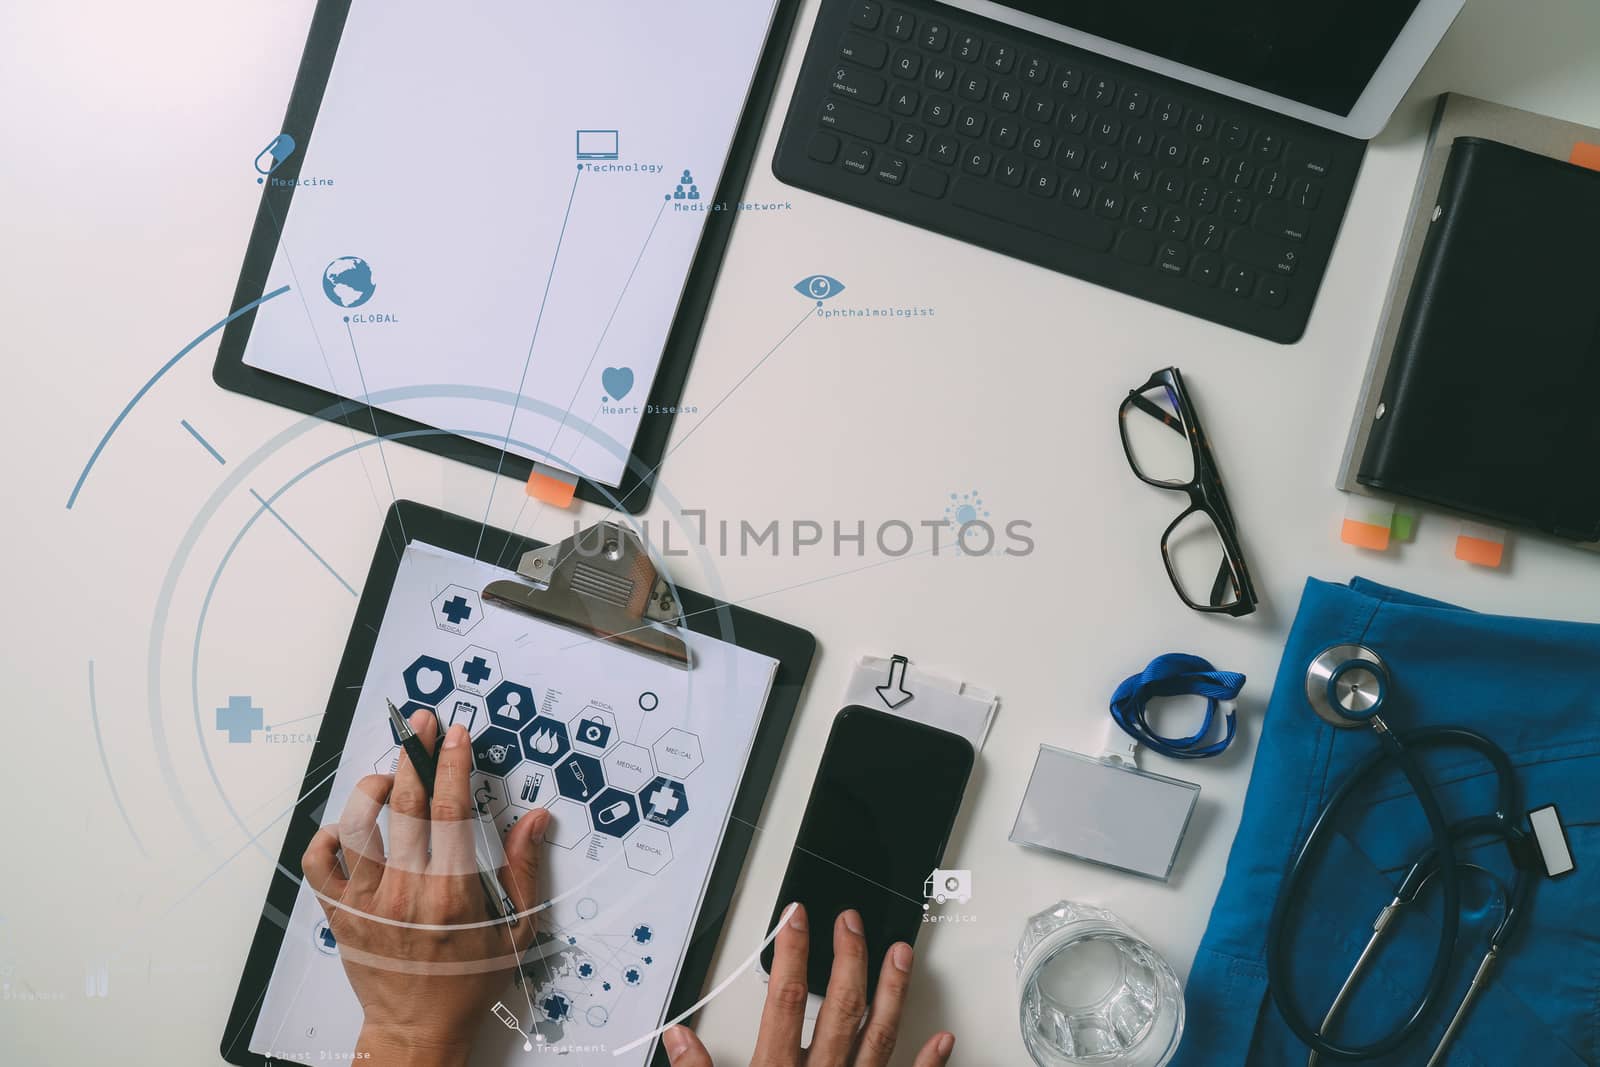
[322, 256, 376, 308]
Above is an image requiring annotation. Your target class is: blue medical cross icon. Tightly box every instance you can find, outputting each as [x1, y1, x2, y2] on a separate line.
[441, 595, 473, 625]
[461, 655, 492, 686]
[216, 695, 264, 743]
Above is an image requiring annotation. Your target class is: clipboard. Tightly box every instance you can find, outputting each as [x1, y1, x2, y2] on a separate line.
[212, 0, 804, 514]
[220, 500, 815, 1065]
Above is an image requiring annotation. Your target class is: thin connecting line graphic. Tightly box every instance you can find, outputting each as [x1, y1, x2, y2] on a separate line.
[249, 488, 358, 596]
[344, 321, 408, 548]
[476, 168, 584, 560]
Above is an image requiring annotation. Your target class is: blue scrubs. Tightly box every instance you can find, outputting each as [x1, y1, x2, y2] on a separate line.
[1174, 578, 1597, 1066]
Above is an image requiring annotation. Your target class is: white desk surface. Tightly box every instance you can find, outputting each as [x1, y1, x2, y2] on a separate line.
[4, 1, 1600, 1062]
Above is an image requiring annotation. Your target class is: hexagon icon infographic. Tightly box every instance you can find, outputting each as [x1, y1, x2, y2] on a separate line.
[470, 774, 510, 821]
[603, 743, 654, 792]
[589, 787, 641, 838]
[403, 655, 455, 706]
[626, 826, 673, 875]
[651, 728, 703, 778]
[569, 704, 618, 755]
[486, 680, 537, 731]
[440, 694, 486, 736]
[431, 584, 482, 636]
[507, 763, 556, 808]
[520, 715, 571, 766]
[545, 797, 591, 850]
[639, 776, 688, 827]
[372, 745, 400, 776]
[472, 726, 522, 777]
[555, 752, 605, 804]
[450, 646, 501, 696]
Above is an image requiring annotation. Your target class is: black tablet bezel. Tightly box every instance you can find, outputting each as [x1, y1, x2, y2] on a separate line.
[212, 0, 803, 514]
[220, 500, 816, 1066]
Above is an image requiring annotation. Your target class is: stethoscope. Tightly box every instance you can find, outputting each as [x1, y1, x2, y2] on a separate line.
[1266, 644, 1538, 1066]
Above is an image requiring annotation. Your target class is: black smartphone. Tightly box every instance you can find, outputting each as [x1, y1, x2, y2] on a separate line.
[762, 706, 975, 1000]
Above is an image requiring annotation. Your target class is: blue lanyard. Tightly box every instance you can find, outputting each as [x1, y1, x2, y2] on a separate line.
[1110, 653, 1245, 759]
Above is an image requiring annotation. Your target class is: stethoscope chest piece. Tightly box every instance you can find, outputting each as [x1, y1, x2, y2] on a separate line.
[1306, 644, 1389, 728]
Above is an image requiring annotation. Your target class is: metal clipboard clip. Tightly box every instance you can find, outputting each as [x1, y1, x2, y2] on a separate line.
[481, 521, 691, 669]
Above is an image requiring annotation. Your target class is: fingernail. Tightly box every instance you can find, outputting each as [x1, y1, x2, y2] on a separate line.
[891, 942, 913, 972]
[842, 909, 863, 935]
[443, 724, 467, 749]
[664, 1026, 689, 1056]
[528, 808, 550, 842]
[938, 1033, 955, 1056]
[787, 902, 807, 931]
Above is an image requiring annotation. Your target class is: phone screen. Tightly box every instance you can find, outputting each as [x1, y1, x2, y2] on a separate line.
[762, 707, 974, 999]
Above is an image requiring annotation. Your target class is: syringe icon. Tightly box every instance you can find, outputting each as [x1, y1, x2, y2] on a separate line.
[492, 1001, 537, 1053]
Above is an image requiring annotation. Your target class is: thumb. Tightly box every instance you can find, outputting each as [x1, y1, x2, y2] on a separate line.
[664, 1025, 714, 1067]
[499, 807, 549, 938]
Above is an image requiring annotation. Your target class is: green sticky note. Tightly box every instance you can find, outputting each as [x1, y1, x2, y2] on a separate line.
[1390, 511, 1416, 542]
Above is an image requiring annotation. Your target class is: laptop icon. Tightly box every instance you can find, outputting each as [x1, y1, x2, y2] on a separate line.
[575, 129, 619, 160]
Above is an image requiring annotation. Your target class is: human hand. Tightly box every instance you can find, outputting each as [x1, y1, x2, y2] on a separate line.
[301, 709, 550, 1067]
[663, 905, 955, 1067]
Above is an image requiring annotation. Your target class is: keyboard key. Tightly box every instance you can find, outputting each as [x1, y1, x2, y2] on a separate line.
[1157, 241, 1189, 274]
[1123, 160, 1152, 190]
[850, 0, 882, 29]
[1115, 228, 1156, 263]
[876, 157, 907, 184]
[1124, 125, 1154, 155]
[924, 60, 955, 90]
[1256, 275, 1288, 307]
[1020, 54, 1049, 84]
[991, 119, 1020, 149]
[954, 32, 982, 62]
[993, 83, 1021, 112]
[1190, 147, 1222, 176]
[1193, 218, 1224, 251]
[890, 87, 919, 114]
[1054, 66, 1084, 95]
[1258, 167, 1285, 199]
[922, 96, 952, 126]
[1057, 141, 1086, 169]
[1088, 76, 1116, 106]
[820, 99, 891, 143]
[1252, 130, 1282, 160]
[1254, 200, 1310, 240]
[1226, 228, 1300, 274]
[1119, 86, 1149, 117]
[1027, 168, 1058, 197]
[895, 123, 926, 154]
[807, 130, 840, 163]
[958, 73, 988, 101]
[886, 10, 915, 40]
[1224, 157, 1254, 188]
[1190, 253, 1222, 286]
[995, 156, 1026, 187]
[1188, 181, 1219, 213]
[1291, 177, 1322, 210]
[840, 32, 888, 69]
[1156, 170, 1185, 201]
[1063, 178, 1092, 209]
[842, 144, 873, 174]
[1155, 137, 1188, 166]
[1160, 208, 1190, 239]
[1094, 188, 1124, 218]
[1153, 97, 1183, 127]
[1224, 264, 1255, 298]
[831, 64, 887, 105]
[1221, 191, 1252, 224]
[1219, 120, 1248, 151]
[1060, 105, 1089, 134]
[1285, 141, 1332, 176]
[1185, 109, 1215, 139]
[1093, 116, 1122, 144]
[891, 50, 922, 79]
[909, 163, 948, 197]
[928, 133, 959, 164]
[1023, 128, 1053, 158]
[962, 146, 993, 175]
[1090, 148, 1119, 182]
[985, 42, 1016, 73]
[1025, 94, 1055, 123]
[949, 176, 1115, 250]
[957, 107, 986, 137]
[1129, 198, 1158, 229]
[920, 20, 949, 51]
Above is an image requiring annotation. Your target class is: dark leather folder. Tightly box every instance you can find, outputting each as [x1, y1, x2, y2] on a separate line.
[1358, 137, 1600, 541]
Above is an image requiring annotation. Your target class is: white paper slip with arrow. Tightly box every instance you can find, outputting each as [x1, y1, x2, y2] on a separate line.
[845, 653, 999, 752]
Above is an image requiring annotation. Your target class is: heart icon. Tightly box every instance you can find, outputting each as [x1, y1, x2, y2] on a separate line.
[602, 366, 635, 401]
[417, 667, 444, 695]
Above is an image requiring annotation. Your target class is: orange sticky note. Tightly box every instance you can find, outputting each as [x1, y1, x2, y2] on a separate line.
[1455, 522, 1506, 568]
[1341, 497, 1395, 551]
[525, 467, 577, 507]
[1342, 518, 1391, 551]
[1570, 142, 1600, 172]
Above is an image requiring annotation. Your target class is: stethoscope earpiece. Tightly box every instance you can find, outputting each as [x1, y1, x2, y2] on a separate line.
[1306, 643, 1390, 728]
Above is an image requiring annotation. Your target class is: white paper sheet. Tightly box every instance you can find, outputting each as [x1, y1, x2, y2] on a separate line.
[241, 0, 778, 487]
[249, 543, 778, 1064]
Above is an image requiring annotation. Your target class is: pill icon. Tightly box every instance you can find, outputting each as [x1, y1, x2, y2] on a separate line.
[254, 133, 297, 175]
[597, 801, 631, 825]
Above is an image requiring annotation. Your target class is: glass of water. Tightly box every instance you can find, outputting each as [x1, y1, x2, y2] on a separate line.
[1016, 901, 1184, 1066]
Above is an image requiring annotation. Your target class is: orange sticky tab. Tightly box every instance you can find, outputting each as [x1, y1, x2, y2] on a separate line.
[1455, 522, 1506, 568]
[1570, 142, 1600, 172]
[525, 468, 577, 507]
[1342, 517, 1392, 551]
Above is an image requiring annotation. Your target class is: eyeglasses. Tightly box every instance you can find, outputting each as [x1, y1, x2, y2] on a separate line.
[1118, 367, 1258, 617]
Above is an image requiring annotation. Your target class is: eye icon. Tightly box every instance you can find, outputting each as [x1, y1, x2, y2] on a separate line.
[794, 274, 846, 302]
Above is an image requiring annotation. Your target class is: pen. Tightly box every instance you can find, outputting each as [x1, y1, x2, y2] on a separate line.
[387, 698, 512, 923]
